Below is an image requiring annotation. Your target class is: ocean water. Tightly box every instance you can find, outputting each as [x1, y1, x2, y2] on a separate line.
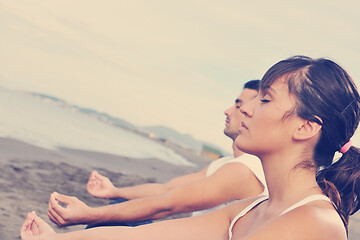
[0, 87, 194, 166]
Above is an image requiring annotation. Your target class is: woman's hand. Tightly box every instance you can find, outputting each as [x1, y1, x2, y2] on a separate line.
[21, 211, 56, 240]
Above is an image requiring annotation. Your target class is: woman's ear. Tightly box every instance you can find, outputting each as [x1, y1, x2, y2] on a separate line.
[293, 120, 322, 141]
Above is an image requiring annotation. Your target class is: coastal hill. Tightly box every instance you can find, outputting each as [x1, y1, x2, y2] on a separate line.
[27, 92, 228, 158]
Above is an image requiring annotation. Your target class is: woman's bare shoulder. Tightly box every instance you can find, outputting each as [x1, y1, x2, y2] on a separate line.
[283, 203, 346, 239]
[245, 203, 346, 240]
[229, 199, 346, 240]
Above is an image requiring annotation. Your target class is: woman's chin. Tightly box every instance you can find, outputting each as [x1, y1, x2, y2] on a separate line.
[235, 135, 247, 149]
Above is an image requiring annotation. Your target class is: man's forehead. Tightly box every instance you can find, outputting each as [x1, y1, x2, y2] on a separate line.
[236, 89, 258, 103]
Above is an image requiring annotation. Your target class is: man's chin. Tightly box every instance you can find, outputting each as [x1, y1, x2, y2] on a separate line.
[224, 130, 239, 141]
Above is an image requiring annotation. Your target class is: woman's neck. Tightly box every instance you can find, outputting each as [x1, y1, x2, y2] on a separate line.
[260, 149, 322, 205]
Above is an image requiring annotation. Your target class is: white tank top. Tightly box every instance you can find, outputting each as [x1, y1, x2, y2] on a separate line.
[191, 154, 267, 216]
[228, 194, 332, 239]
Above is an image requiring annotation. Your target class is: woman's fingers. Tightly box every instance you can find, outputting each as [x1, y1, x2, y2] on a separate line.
[30, 212, 40, 235]
[21, 211, 56, 240]
[21, 212, 34, 234]
[33, 212, 56, 234]
[21, 212, 37, 239]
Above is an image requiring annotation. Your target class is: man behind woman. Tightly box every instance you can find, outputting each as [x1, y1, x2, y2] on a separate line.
[21, 55, 360, 240]
[47, 79, 267, 228]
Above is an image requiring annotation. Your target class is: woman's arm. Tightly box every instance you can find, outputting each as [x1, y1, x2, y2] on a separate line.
[24, 204, 232, 240]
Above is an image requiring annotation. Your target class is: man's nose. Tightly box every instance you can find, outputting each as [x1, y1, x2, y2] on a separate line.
[224, 106, 234, 116]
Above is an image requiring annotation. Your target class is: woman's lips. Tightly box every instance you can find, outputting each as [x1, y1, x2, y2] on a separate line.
[240, 121, 248, 130]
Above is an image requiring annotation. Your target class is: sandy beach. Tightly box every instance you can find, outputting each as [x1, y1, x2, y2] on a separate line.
[0, 137, 209, 239]
[1, 137, 359, 240]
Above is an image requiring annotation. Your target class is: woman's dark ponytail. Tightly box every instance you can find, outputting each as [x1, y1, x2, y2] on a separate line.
[316, 146, 360, 229]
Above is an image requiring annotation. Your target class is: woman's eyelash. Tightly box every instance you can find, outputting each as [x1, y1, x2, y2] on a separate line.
[260, 99, 270, 103]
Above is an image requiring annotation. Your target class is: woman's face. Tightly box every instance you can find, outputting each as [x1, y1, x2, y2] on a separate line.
[235, 77, 301, 157]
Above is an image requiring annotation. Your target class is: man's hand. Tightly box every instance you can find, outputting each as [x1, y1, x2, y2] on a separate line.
[48, 192, 93, 227]
[87, 171, 118, 199]
[21, 211, 55, 240]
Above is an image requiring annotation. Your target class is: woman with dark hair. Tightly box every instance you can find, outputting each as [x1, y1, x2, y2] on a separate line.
[21, 56, 360, 240]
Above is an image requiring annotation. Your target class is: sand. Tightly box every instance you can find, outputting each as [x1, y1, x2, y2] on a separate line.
[0, 137, 209, 239]
[0, 137, 359, 239]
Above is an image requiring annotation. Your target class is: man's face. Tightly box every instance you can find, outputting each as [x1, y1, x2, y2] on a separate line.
[224, 88, 258, 141]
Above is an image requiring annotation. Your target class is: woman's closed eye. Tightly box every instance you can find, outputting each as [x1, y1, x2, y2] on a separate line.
[259, 91, 271, 103]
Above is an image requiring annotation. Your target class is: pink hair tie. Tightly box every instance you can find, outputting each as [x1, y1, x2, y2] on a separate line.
[340, 139, 352, 154]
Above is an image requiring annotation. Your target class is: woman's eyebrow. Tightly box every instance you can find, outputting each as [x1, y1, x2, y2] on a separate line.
[261, 86, 277, 96]
[268, 87, 277, 94]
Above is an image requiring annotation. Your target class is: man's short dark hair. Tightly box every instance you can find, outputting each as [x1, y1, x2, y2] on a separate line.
[244, 80, 260, 91]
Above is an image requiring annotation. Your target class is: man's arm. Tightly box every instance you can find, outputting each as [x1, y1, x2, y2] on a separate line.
[151, 162, 264, 216]
[48, 162, 264, 226]
[87, 167, 208, 199]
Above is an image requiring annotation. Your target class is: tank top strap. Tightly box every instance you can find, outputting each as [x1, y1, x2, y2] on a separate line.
[228, 195, 269, 239]
[280, 194, 332, 216]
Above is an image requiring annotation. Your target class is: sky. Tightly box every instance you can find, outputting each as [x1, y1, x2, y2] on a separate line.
[1, 0, 359, 153]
